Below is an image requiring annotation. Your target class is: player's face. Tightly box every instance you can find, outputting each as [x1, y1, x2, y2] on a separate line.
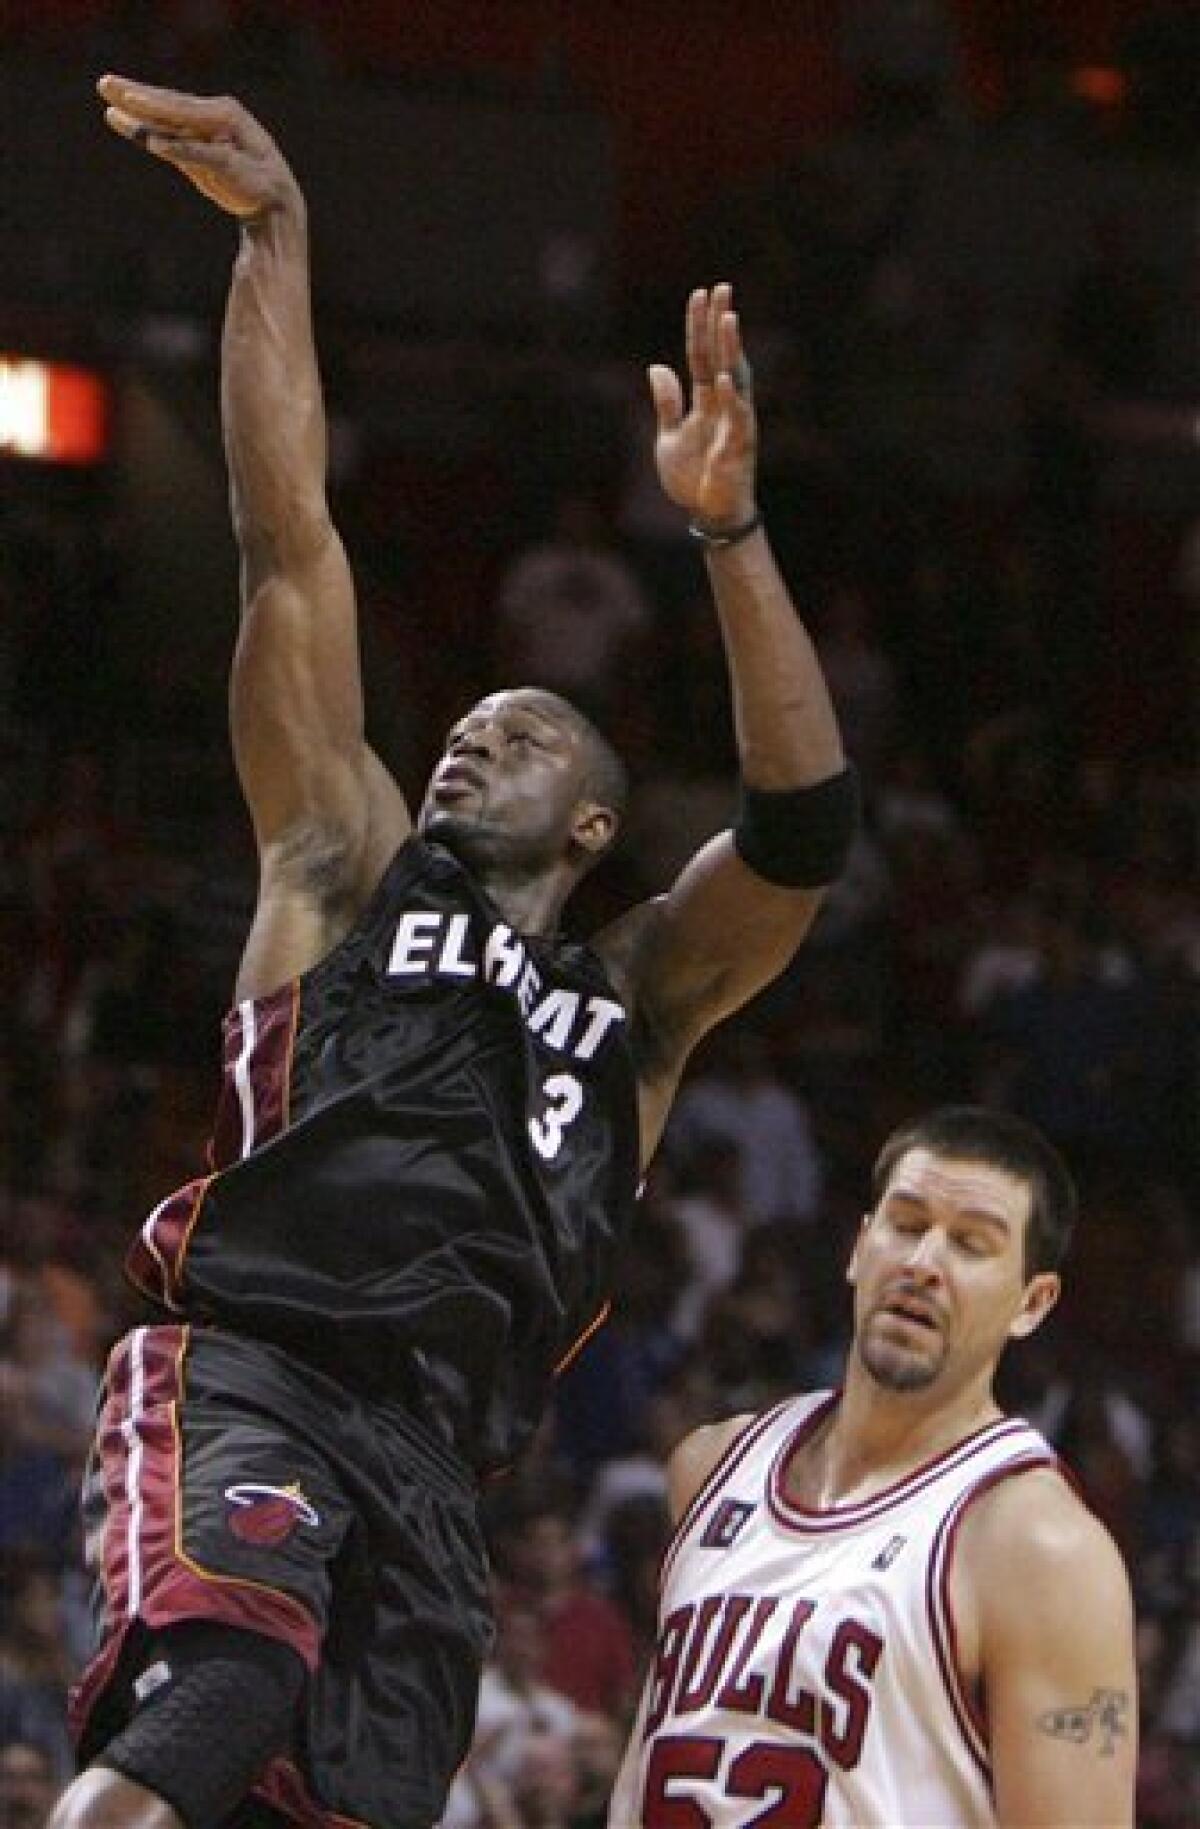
[847, 1150, 1059, 1396]
[418, 690, 596, 871]
[0, 1746, 56, 1829]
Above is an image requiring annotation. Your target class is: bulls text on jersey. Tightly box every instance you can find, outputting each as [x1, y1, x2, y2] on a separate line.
[643, 1590, 882, 1762]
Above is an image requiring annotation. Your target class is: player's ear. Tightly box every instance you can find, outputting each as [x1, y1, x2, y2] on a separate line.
[1008, 1271, 1060, 1339]
[571, 800, 619, 858]
[846, 1211, 872, 1286]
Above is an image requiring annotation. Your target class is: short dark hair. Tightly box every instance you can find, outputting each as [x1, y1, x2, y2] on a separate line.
[548, 694, 629, 823]
[871, 1105, 1077, 1278]
[579, 721, 629, 825]
[521, 690, 629, 852]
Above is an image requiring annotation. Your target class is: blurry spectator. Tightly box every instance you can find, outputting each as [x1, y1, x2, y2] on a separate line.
[0, 1269, 96, 1465]
[577, 1359, 718, 1569]
[873, 743, 958, 847]
[0, 1737, 61, 1829]
[491, 1497, 636, 1719]
[21, 749, 130, 1044]
[660, 1140, 748, 1341]
[882, 815, 980, 1095]
[569, 1712, 624, 1829]
[0, 1268, 93, 1567]
[813, 583, 902, 785]
[700, 1226, 836, 1411]
[508, 1726, 581, 1829]
[959, 892, 1040, 1020]
[621, 772, 734, 897]
[668, 1030, 823, 1227]
[603, 1496, 672, 1673]
[493, 490, 652, 724]
[1053, 1383, 1144, 1560]
[553, 1196, 688, 1479]
[0, 1554, 75, 1781]
[974, 889, 1169, 1163]
[441, 1596, 576, 1829]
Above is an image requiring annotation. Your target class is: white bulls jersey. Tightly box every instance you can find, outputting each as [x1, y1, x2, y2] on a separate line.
[608, 1392, 1065, 1829]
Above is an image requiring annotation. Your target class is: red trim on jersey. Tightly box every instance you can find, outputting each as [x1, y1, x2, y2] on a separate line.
[768, 1407, 1038, 1535]
[133, 979, 300, 1303]
[69, 1325, 322, 1754]
[659, 1398, 799, 1590]
[926, 1451, 1063, 1783]
[554, 1300, 611, 1377]
[252, 1755, 372, 1829]
[211, 981, 300, 1169]
[125, 1176, 214, 1311]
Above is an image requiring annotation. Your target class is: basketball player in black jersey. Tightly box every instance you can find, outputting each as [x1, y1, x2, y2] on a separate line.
[51, 79, 857, 1829]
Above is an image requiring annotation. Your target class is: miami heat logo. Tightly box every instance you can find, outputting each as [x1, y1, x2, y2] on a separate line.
[224, 1482, 320, 1546]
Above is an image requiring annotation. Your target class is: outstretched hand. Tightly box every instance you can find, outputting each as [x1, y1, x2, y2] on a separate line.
[96, 74, 298, 221]
[648, 284, 758, 531]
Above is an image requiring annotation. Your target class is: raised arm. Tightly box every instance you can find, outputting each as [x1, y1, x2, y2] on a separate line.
[598, 287, 854, 1151]
[97, 77, 410, 996]
[957, 1472, 1137, 1828]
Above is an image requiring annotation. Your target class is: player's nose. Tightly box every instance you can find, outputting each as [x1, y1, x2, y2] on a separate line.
[452, 723, 501, 762]
[900, 1231, 945, 1281]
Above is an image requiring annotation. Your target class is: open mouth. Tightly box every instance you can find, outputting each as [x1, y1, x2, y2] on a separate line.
[880, 1298, 941, 1335]
[434, 764, 485, 797]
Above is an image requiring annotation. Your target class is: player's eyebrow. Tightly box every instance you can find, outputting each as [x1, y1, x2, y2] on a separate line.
[955, 1207, 1012, 1234]
[886, 1188, 1012, 1233]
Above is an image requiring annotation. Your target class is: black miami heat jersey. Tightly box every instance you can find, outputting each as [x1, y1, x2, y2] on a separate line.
[126, 837, 640, 1473]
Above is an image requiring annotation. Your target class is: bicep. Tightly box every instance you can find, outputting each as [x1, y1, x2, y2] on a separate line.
[231, 522, 409, 851]
[983, 1519, 1137, 1828]
[629, 833, 822, 1058]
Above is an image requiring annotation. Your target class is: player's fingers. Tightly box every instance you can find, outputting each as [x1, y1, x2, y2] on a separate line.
[685, 288, 714, 387]
[103, 106, 232, 161]
[647, 364, 684, 431]
[97, 73, 268, 148]
[717, 312, 754, 401]
[103, 104, 175, 145]
[140, 136, 247, 177]
[715, 371, 753, 421]
[704, 282, 732, 373]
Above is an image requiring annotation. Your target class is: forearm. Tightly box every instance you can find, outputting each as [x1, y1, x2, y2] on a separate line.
[704, 529, 844, 789]
[222, 187, 329, 572]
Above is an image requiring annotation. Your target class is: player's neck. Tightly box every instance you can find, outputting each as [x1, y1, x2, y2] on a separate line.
[810, 1368, 1002, 1509]
[476, 862, 572, 939]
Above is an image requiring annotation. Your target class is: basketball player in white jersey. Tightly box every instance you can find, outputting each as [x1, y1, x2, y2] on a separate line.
[609, 1105, 1136, 1828]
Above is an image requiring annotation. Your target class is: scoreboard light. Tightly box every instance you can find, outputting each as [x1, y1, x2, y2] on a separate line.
[0, 356, 111, 465]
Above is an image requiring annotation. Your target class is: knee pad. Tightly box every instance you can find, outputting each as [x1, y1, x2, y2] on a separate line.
[96, 1622, 304, 1829]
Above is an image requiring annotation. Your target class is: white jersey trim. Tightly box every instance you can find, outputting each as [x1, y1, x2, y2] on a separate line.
[768, 1405, 1040, 1534]
[660, 1398, 796, 1589]
[927, 1451, 1065, 1783]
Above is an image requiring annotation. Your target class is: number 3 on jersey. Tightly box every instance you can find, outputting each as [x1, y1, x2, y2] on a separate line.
[529, 1071, 584, 1160]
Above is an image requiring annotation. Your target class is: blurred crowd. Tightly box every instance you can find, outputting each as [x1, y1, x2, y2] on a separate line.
[2, 4, 1199, 1827]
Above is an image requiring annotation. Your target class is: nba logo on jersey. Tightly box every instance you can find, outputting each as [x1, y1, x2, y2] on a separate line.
[700, 1498, 755, 1549]
[871, 1533, 907, 1570]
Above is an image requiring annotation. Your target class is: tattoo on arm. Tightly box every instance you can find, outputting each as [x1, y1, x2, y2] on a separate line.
[1037, 1691, 1130, 1756]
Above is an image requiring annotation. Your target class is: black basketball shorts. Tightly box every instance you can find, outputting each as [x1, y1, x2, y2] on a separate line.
[71, 1323, 493, 1828]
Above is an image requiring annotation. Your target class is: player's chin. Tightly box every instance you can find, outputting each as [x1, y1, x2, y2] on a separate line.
[420, 807, 504, 866]
[858, 1327, 946, 1393]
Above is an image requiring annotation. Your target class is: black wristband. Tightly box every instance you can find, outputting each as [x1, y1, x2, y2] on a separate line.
[688, 511, 762, 550]
[733, 765, 860, 888]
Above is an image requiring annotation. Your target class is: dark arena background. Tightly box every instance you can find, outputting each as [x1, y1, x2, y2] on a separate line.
[0, 3, 1196, 1823]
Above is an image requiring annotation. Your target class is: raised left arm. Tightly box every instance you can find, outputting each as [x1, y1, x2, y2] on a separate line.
[598, 288, 852, 1106]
